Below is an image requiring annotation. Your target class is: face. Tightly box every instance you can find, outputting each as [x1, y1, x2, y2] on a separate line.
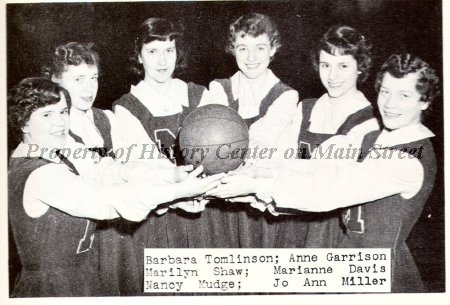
[233, 32, 276, 80]
[54, 63, 99, 111]
[22, 94, 70, 150]
[377, 72, 428, 130]
[319, 50, 359, 99]
[139, 39, 177, 84]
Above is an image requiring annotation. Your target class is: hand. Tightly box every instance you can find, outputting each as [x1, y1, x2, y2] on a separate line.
[228, 164, 273, 179]
[177, 165, 225, 199]
[205, 174, 257, 198]
[170, 198, 209, 213]
[171, 165, 194, 183]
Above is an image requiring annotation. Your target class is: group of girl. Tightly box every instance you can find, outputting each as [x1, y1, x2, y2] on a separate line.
[8, 12, 440, 297]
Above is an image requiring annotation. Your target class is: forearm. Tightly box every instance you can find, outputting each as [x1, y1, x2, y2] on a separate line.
[270, 156, 423, 212]
[26, 165, 159, 221]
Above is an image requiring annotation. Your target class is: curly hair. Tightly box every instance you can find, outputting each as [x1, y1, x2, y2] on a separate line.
[42, 42, 100, 79]
[312, 25, 372, 83]
[375, 53, 440, 110]
[8, 77, 71, 141]
[226, 13, 281, 55]
[130, 17, 187, 79]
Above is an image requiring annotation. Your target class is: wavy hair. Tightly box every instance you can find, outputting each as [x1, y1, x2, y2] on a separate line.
[8, 77, 71, 141]
[312, 25, 372, 83]
[42, 42, 100, 79]
[226, 13, 281, 55]
[375, 53, 440, 112]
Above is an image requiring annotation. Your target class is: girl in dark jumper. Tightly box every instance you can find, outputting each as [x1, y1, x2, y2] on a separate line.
[8, 77, 222, 297]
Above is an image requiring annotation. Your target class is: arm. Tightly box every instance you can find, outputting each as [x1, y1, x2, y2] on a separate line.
[23, 164, 223, 221]
[208, 151, 424, 213]
[311, 118, 380, 163]
[271, 151, 424, 212]
[63, 138, 185, 186]
[250, 100, 303, 167]
[248, 90, 299, 151]
[113, 104, 172, 167]
[346, 118, 380, 140]
[61, 139, 126, 184]
[23, 163, 152, 221]
[198, 80, 230, 107]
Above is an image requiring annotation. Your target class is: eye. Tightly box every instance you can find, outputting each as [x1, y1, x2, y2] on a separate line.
[401, 94, 410, 99]
[42, 113, 51, 118]
[236, 46, 247, 52]
[257, 46, 267, 51]
[147, 49, 157, 54]
[379, 89, 389, 95]
[319, 63, 329, 69]
[75, 77, 82, 82]
[92, 75, 99, 80]
[340, 64, 348, 69]
[167, 48, 176, 53]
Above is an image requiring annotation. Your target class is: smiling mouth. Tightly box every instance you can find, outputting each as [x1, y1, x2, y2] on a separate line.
[245, 64, 260, 69]
[51, 130, 66, 137]
[156, 69, 168, 73]
[328, 82, 343, 88]
[383, 111, 401, 118]
[81, 96, 94, 103]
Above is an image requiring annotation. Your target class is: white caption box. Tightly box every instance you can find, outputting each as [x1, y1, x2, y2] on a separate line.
[143, 248, 391, 293]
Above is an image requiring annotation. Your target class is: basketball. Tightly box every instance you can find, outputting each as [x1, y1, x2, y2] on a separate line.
[179, 104, 249, 175]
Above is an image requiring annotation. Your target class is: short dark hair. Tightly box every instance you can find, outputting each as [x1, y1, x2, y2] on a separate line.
[312, 25, 372, 83]
[8, 77, 71, 141]
[227, 13, 281, 55]
[375, 54, 440, 110]
[130, 17, 186, 79]
[42, 42, 100, 79]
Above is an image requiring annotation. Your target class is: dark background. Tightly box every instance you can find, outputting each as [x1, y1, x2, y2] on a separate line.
[7, 0, 444, 292]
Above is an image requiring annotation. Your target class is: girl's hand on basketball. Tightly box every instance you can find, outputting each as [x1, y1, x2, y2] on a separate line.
[205, 174, 257, 198]
[177, 165, 225, 198]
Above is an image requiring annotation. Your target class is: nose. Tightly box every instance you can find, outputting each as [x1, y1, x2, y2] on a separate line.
[84, 78, 97, 93]
[53, 113, 66, 127]
[384, 94, 397, 108]
[247, 49, 255, 62]
[328, 66, 337, 80]
[158, 52, 167, 65]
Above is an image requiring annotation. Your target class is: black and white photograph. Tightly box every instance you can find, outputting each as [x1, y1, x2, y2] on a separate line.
[2, 0, 446, 303]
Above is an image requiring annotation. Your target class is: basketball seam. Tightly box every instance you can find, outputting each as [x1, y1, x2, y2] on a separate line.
[180, 138, 248, 147]
[184, 116, 247, 124]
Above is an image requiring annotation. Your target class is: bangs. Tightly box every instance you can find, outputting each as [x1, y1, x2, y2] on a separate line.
[143, 33, 180, 44]
[324, 42, 350, 57]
